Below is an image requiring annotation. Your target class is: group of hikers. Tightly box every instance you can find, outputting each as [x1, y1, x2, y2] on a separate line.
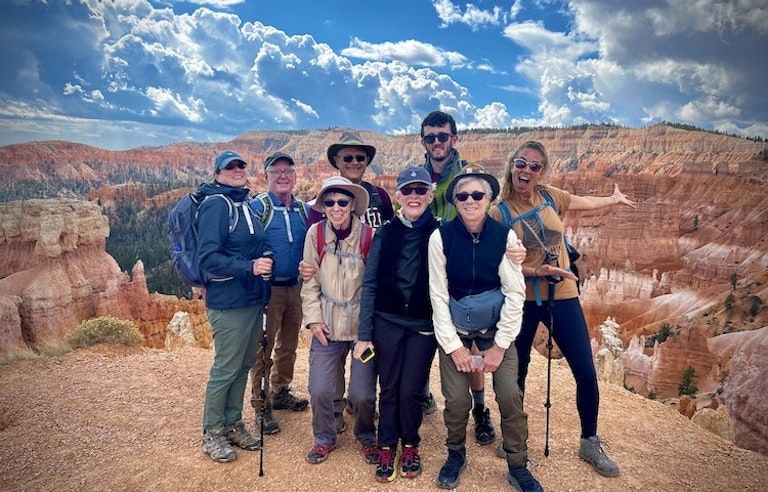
[192, 110, 635, 490]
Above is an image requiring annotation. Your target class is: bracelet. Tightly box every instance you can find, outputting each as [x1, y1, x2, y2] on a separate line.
[610, 196, 617, 205]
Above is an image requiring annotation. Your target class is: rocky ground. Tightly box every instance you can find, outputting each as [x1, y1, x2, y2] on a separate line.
[1, 335, 767, 492]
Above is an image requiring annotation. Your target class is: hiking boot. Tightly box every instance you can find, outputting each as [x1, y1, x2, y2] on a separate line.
[436, 448, 466, 489]
[579, 435, 620, 477]
[422, 392, 437, 415]
[224, 420, 261, 451]
[255, 407, 280, 435]
[334, 412, 347, 433]
[202, 428, 236, 463]
[272, 386, 309, 411]
[375, 446, 400, 483]
[307, 442, 337, 464]
[400, 444, 422, 478]
[507, 464, 544, 492]
[362, 442, 380, 464]
[473, 404, 496, 445]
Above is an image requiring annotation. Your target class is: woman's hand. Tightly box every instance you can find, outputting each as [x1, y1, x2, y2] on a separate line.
[450, 346, 479, 373]
[298, 259, 317, 282]
[505, 239, 526, 265]
[252, 256, 273, 277]
[479, 344, 505, 373]
[536, 263, 578, 282]
[308, 323, 330, 346]
[611, 183, 637, 209]
[353, 340, 373, 361]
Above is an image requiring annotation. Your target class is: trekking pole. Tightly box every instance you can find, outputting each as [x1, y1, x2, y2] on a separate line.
[258, 251, 273, 477]
[543, 284, 555, 458]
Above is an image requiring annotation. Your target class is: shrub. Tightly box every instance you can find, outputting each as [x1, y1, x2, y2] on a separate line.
[647, 388, 657, 401]
[678, 365, 698, 397]
[66, 317, 144, 349]
[724, 293, 735, 310]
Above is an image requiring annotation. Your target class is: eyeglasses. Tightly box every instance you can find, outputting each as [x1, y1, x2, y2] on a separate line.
[266, 168, 296, 176]
[422, 132, 453, 145]
[455, 191, 486, 202]
[400, 186, 430, 196]
[513, 158, 543, 173]
[224, 161, 247, 171]
[322, 199, 351, 208]
[339, 154, 367, 163]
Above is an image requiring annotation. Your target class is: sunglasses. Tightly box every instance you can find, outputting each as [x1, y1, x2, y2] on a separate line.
[422, 132, 453, 144]
[400, 186, 430, 196]
[455, 191, 486, 202]
[513, 158, 544, 173]
[322, 199, 351, 208]
[266, 168, 295, 176]
[340, 154, 367, 163]
[224, 161, 247, 171]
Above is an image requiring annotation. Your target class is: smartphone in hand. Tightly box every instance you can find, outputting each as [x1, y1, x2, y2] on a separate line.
[360, 346, 375, 363]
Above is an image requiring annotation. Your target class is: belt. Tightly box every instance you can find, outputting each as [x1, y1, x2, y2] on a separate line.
[272, 277, 299, 287]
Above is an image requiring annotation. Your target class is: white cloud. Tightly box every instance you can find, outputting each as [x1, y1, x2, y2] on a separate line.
[432, 0, 518, 31]
[341, 38, 468, 68]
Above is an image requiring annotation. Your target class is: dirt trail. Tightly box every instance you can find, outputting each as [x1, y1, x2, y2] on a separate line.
[1, 338, 767, 491]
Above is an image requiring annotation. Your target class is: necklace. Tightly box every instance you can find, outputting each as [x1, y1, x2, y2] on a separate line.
[470, 230, 481, 244]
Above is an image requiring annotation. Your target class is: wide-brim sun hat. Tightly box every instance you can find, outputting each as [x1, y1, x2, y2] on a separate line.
[445, 164, 500, 205]
[311, 176, 370, 217]
[326, 130, 376, 169]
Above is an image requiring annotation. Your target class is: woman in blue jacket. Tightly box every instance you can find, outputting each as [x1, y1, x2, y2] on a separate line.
[197, 150, 273, 463]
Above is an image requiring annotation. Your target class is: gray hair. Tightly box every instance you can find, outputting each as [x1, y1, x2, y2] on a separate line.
[452, 176, 492, 201]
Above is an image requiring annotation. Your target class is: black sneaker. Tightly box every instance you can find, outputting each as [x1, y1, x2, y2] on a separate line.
[400, 444, 422, 478]
[436, 448, 466, 489]
[473, 404, 496, 445]
[422, 393, 437, 415]
[272, 386, 309, 411]
[375, 446, 400, 483]
[507, 465, 544, 492]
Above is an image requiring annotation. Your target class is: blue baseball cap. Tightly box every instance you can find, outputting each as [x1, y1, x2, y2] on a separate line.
[214, 150, 247, 172]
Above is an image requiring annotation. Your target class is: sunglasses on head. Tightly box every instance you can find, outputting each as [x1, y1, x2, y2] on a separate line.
[323, 199, 351, 208]
[400, 186, 430, 196]
[224, 161, 247, 171]
[455, 191, 486, 202]
[340, 154, 367, 163]
[513, 158, 543, 173]
[422, 132, 452, 145]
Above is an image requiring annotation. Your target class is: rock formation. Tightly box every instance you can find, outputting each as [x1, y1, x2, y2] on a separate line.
[0, 199, 206, 356]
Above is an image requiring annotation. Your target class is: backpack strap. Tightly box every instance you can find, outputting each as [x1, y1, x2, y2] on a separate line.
[317, 220, 373, 266]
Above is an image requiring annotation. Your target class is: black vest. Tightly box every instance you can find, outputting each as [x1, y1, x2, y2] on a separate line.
[373, 216, 439, 319]
[440, 217, 508, 300]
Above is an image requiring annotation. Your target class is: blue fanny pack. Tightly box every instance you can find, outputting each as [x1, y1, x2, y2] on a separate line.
[449, 288, 504, 334]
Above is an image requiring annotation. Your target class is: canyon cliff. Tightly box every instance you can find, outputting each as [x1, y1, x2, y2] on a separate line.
[0, 124, 766, 455]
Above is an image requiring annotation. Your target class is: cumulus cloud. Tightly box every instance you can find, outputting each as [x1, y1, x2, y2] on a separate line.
[0, 0, 765, 149]
[432, 0, 522, 30]
[341, 38, 468, 68]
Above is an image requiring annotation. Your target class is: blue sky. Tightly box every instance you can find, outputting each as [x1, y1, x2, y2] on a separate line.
[1, 0, 766, 150]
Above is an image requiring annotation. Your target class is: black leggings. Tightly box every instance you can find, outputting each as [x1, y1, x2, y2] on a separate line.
[515, 297, 599, 438]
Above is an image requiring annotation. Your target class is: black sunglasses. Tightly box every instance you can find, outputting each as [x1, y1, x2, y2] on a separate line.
[224, 161, 247, 171]
[340, 155, 367, 163]
[323, 199, 351, 208]
[455, 191, 486, 202]
[422, 132, 452, 144]
[513, 158, 543, 173]
[400, 186, 430, 196]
